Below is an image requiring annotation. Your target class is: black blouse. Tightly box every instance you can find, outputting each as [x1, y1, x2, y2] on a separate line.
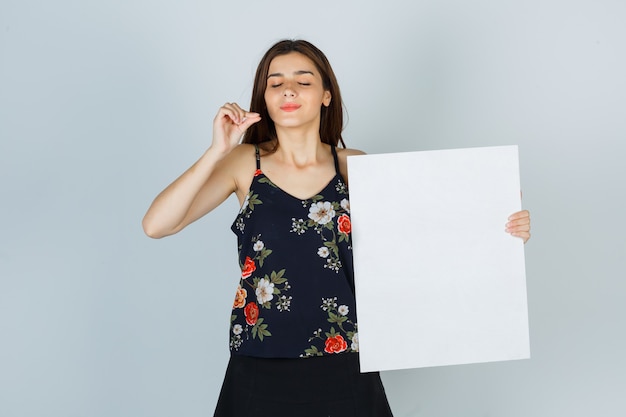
[229, 145, 358, 358]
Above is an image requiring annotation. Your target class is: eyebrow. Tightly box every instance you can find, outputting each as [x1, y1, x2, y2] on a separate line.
[267, 70, 315, 79]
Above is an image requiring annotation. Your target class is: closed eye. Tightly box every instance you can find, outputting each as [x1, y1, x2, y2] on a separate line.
[270, 82, 310, 88]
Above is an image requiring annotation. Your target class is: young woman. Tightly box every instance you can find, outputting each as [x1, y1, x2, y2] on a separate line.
[142, 39, 531, 417]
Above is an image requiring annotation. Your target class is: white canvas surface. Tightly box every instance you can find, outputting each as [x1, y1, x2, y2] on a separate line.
[348, 145, 529, 372]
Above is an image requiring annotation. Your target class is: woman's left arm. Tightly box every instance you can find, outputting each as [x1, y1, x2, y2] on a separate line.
[506, 210, 531, 243]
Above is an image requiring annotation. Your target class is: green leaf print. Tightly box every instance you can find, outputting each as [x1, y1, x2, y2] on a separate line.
[257, 248, 272, 267]
[327, 311, 348, 324]
[257, 177, 276, 187]
[252, 318, 271, 341]
[325, 327, 338, 338]
[247, 193, 262, 210]
[304, 345, 323, 357]
[269, 269, 287, 284]
[324, 240, 339, 257]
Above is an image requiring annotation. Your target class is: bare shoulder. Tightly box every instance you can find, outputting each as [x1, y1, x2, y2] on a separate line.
[336, 147, 367, 166]
[336, 147, 366, 185]
[217, 144, 257, 198]
[227, 143, 257, 160]
[219, 143, 256, 171]
[336, 147, 367, 159]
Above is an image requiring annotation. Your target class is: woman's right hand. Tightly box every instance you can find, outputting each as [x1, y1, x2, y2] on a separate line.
[211, 103, 261, 155]
[142, 103, 261, 238]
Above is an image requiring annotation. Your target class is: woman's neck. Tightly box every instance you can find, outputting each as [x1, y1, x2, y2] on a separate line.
[272, 127, 326, 167]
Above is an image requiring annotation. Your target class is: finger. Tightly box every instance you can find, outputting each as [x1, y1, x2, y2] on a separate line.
[219, 103, 245, 124]
[511, 231, 530, 244]
[232, 103, 254, 125]
[508, 210, 530, 221]
[241, 112, 261, 125]
[217, 104, 238, 125]
[236, 113, 262, 132]
[506, 217, 530, 229]
[507, 224, 530, 234]
[225, 103, 256, 125]
[226, 103, 242, 124]
[506, 217, 530, 231]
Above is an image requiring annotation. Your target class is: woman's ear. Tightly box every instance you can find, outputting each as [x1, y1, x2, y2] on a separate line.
[323, 91, 332, 107]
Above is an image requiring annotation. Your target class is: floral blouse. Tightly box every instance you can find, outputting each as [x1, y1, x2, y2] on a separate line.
[229, 144, 359, 358]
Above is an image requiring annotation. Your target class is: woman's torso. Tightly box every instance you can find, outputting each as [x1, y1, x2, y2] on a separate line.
[228, 144, 359, 358]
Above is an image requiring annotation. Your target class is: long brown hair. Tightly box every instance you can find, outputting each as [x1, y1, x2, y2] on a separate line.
[242, 39, 346, 149]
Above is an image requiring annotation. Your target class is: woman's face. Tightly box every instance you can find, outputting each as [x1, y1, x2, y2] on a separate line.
[264, 52, 331, 131]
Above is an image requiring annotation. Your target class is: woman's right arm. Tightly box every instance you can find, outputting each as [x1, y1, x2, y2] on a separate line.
[142, 104, 261, 239]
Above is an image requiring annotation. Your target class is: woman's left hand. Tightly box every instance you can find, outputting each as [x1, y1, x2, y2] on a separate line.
[506, 210, 531, 243]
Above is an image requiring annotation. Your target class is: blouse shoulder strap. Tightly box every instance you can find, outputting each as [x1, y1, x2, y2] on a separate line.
[254, 144, 261, 170]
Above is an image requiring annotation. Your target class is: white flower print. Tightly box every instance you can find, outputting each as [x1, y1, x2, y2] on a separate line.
[239, 193, 250, 213]
[351, 333, 359, 352]
[230, 335, 242, 350]
[308, 201, 336, 225]
[338, 305, 349, 316]
[340, 198, 350, 213]
[317, 247, 330, 258]
[235, 217, 245, 232]
[290, 218, 307, 235]
[324, 258, 342, 273]
[255, 278, 275, 304]
[335, 180, 347, 194]
[320, 297, 337, 311]
[276, 295, 292, 312]
[232, 324, 243, 335]
[253, 240, 264, 251]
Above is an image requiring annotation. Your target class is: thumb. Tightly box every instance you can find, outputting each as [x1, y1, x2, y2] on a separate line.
[238, 113, 262, 132]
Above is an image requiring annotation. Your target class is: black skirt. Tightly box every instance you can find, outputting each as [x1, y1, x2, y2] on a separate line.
[213, 353, 394, 417]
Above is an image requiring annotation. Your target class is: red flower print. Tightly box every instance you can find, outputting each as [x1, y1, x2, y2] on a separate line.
[241, 256, 256, 279]
[254, 169, 262, 177]
[324, 334, 348, 354]
[337, 214, 351, 235]
[244, 302, 259, 326]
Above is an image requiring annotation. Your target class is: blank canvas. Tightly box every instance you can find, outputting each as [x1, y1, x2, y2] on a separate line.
[347, 145, 529, 372]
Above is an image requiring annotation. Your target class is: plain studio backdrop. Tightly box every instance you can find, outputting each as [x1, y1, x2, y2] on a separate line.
[1, 1, 624, 416]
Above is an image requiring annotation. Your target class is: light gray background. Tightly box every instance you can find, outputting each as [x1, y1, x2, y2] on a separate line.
[1, 1, 624, 416]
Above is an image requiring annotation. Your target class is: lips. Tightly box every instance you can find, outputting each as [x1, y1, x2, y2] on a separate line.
[280, 103, 301, 112]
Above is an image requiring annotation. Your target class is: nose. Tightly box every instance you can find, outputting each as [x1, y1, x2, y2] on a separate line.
[282, 80, 297, 97]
